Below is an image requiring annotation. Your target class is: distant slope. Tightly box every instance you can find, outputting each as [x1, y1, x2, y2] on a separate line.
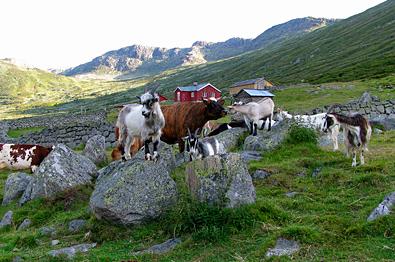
[0, 60, 143, 119]
[62, 17, 337, 79]
[148, 0, 395, 94]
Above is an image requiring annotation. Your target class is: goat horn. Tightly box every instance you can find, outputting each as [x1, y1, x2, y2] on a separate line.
[187, 128, 191, 137]
[195, 128, 200, 136]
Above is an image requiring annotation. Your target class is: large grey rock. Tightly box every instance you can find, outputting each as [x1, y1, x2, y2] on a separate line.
[2, 173, 32, 205]
[252, 169, 271, 180]
[82, 135, 107, 164]
[266, 238, 300, 258]
[186, 153, 255, 208]
[370, 115, 395, 130]
[19, 144, 96, 205]
[0, 210, 13, 228]
[68, 219, 86, 232]
[367, 192, 395, 222]
[358, 92, 379, 104]
[243, 120, 291, 151]
[213, 127, 246, 152]
[318, 132, 344, 148]
[240, 151, 262, 162]
[17, 219, 32, 231]
[90, 143, 178, 225]
[39, 226, 56, 236]
[132, 238, 181, 255]
[48, 243, 96, 259]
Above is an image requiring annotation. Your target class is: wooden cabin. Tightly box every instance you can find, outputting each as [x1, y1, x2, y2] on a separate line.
[229, 78, 274, 96]
[234, 89, 275, 103]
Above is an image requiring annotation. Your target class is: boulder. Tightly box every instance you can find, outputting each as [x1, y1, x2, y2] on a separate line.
[213, 127, 246, 152]
[132, 238, 181, 255]
[266, 238, 300, 258]
[367, 192, 395, 222]
[68, 219, 86, 233]
[251, 169, 272, 180]
[185, 153, 255, 208]
[2, 173, 32, 206]
[17, 219, 32, 231]
[48, 243, 96, 259]
[318, 133, 344, 149]
[240, 151, 262, 162]
[358, 92, 379, 104]
[39, 226, 56, 236]
[90, 143, 178, 225]
[370, 115, 395, 130]
[51, 240, 60, 246]
[243, 120, 291, 151]
[19, 144, 97, 205]
[82, 135, 107, 164]
[0, 210, 13, 228]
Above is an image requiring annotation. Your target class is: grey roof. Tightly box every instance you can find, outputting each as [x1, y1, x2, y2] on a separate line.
[238, 89, 275, 97]
[230, 78, 264, 87]
[175, 83, 221, 93]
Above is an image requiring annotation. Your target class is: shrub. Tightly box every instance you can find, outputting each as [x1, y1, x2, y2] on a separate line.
[286, 124, 318, 145]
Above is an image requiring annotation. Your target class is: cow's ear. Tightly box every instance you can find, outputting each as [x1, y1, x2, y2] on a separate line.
[218, 99, 225, 106]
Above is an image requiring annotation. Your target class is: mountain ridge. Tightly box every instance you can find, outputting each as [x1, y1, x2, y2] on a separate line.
[62, 17, 338, 79]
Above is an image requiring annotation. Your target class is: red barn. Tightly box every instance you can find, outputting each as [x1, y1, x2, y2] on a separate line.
[174, 82, 221, 102]
[159, 94, 168, 102]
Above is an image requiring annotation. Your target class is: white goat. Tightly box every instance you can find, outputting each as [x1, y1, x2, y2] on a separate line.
[116, 91, 165, 161]
[228, 98, 275, 136]
[276, 110, 340, 151]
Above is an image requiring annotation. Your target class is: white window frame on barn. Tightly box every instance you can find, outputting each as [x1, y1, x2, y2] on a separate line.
[211, 92, 215, 97]
[191, 92, 195, 98]
[203, 91, 207, 97]
[177, 92, 180, 101]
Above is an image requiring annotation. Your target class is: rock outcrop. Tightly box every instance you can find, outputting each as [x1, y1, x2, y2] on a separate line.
[48, 243, 97, 259]
[2, 173, 32, 205]
[90, 144, 178, 225]
[82, 135, 107, 164]
[19, 144, 97, 205]
[367, 192, 395, 222]
[0, 210, 13, 229]
[186, 153, 255, 208]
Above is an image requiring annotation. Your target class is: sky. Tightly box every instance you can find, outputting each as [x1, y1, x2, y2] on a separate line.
[0, 0, 386, 70]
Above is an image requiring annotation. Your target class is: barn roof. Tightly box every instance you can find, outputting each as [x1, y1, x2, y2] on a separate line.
[237, 89, 275, 97]
[230, 78, 264, 87]
[175, 83, 221, 93]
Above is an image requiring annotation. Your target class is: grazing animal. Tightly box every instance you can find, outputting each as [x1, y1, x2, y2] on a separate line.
[160, 98, 227, 152]
[276, 110, 340, 151]
[0, 143, 53, 172]
[116, 91, 165, 161]
[228, 98, 275, 136]
[185, 128, 221, 160]
[202, 120, 220, 137]
[322, 113, 371, 167]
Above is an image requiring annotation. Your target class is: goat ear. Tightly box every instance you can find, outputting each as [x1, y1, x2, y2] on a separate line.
[187, 128, 191, 137]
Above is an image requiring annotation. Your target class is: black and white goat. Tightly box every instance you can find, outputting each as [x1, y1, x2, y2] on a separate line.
[185, 128, 221, 161]
[116, 91, 165, 161]
[322, 113, 371, 167]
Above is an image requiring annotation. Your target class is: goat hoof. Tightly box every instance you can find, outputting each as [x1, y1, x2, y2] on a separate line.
[145, 153, 152, 161]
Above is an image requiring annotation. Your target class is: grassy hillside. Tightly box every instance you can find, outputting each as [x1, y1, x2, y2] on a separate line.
[0, 60, 146, 119]
[0, 1, 394, 119]
[146, 0, 395, 95]
[1, 128, 395, 261]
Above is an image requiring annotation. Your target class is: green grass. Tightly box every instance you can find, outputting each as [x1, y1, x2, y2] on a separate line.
[1, 129, 395, 261]
[7, 127, 45, 138]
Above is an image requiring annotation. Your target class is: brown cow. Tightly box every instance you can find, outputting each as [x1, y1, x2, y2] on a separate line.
[111, 99, 226, 160]
[0, 143, 53, 172]
[159, 98, 226, 152]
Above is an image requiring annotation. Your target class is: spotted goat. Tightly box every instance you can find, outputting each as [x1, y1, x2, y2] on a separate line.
[184, 128, 222, 161]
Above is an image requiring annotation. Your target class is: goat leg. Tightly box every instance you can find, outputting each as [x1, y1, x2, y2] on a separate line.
[144, 139, 152, 161]
[152, 139, 160, 161]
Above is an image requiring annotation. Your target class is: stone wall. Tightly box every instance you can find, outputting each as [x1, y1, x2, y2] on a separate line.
[16, 122, 116, 148]
[1, 111, 116, 148]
